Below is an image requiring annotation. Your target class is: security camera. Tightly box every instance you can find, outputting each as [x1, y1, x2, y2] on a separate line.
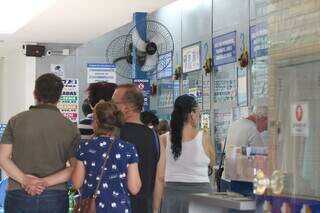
[46, 50, 52, 56]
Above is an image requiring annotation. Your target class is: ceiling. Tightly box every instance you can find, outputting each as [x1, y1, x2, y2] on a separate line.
[0, 0, 177, 44]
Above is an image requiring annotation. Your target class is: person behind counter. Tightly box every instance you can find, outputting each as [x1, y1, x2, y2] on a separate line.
[224, 105, 268, 196]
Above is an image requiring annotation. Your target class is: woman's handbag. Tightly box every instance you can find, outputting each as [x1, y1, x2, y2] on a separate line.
[75, 139, 114, 213]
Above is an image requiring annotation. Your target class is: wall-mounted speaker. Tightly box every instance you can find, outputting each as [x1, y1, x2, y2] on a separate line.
[25, 45, 45, 57]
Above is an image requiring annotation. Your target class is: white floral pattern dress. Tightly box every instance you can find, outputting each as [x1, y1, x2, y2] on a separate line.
[76, 136, 139, 213]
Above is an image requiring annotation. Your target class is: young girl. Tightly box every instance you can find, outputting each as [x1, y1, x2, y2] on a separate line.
[72, 101, 141, 213]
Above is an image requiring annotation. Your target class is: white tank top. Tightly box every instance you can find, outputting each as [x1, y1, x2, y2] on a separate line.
[165, 131, 210, 183]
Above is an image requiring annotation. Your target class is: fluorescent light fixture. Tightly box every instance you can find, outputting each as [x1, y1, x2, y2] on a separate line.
[0, 0, 56, 34]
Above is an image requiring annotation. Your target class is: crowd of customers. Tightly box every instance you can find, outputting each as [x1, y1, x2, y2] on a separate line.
[0, 73, 215, 213]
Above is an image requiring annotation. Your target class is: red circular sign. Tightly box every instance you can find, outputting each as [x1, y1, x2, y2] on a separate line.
[296, 105, 303, 122]
[138, 83, 144, 90]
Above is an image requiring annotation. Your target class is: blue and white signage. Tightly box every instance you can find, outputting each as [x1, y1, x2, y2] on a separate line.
[157, 52, 173, 79]
[133, 79, 150, 111]
[250, 23, 268, 59]
[213, 31, 237, 66]
[0, 124, 7, 139]
[87, 63, 116, 84]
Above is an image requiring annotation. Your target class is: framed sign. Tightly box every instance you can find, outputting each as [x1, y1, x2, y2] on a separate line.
[87, 63, 116, 83]
[213, 31, 237, 66]
[250, 22, 268, 59]
[182, 42, 201, 73]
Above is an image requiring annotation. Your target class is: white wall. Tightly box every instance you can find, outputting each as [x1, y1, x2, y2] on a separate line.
[0, 43, 36, 123]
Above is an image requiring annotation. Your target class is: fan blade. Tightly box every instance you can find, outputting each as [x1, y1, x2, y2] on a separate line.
[141, 53, 158, 72]
[132, 28, 147, 52]
[150, 33, 162, 45]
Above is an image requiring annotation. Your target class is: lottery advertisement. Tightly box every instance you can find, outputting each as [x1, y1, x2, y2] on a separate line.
[57, 79, 79, 124]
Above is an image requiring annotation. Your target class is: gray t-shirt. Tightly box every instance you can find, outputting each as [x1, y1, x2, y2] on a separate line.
[1, 104, 80, 190]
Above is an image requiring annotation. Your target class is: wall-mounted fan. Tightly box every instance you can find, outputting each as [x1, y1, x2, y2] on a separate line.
[106, 20, 174, 79]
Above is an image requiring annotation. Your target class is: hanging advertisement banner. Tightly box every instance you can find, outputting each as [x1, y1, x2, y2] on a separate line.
[213, 31, 237, 66]
[133, 79, 150, 111]
[87, 63, 116, 84]
[249, 22, 268, 59]
[157, 52, 173, 79]
[57, 79, 79, 124]
[237, 68, 248, 106]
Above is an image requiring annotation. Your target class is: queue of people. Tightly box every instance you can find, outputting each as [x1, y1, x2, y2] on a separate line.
[0, 73, 218, 213]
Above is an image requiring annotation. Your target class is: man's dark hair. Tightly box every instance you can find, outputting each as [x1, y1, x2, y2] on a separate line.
[117, 84, 144, 113]
[82, 98, 92, 117]
[87, 82, 117, 108]
[34, 73, 64, 103]
[140, 111, 159, 127]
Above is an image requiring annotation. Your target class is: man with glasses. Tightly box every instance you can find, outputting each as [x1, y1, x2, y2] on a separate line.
[112, 84, 159, 213]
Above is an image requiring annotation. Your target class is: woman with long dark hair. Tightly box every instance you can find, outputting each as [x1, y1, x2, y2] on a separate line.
[153, 94, 215, 213]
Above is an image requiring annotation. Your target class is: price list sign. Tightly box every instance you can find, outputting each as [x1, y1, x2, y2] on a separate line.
[214, 79, 236, 103]
[57, 79, 79, 124]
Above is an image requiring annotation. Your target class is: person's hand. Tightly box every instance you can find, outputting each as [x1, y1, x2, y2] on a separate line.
[21, 175, 47, 196]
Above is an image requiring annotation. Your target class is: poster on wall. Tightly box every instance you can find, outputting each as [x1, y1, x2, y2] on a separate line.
[182, 42, 201, 73]
[202, 77, 211, 110]
[250, 22, 268, 59]
[233, 107, 249, 121]
[214, 108, 233, 164]
[291, 102, 309, 137]
[50, 64, 64, 78]
[133, 79, 150, 111]
[57, 79, 79, 124]
[213, 31, 237, 66]
[201, 113, 210, 133]
[87, 63, 116, 84]
[252, 61, 268, 100]
[237, 68, 248, 106]
[157, 52, 173, 79]
[158, 83, 173, 108]
[214, 64, 237, 103]
[0, 124, 6, 139]
[214, 79, 236, 103]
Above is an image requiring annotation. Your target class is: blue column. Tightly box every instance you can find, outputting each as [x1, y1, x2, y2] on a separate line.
[132, 12, 147, 79]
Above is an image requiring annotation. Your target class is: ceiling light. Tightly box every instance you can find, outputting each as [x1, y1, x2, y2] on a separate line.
[0, 0, 56, 34]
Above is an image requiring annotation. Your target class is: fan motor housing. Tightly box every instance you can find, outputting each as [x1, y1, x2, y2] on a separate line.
[146, 42, 157, 55]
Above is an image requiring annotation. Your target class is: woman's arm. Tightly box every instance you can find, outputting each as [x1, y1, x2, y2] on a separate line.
[71, 160, 86, 189]
[152, 134, 167, 213]
[42, 158, 77, 187]
[127, 163, 141, 195]
[203, 132, 216, 167]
